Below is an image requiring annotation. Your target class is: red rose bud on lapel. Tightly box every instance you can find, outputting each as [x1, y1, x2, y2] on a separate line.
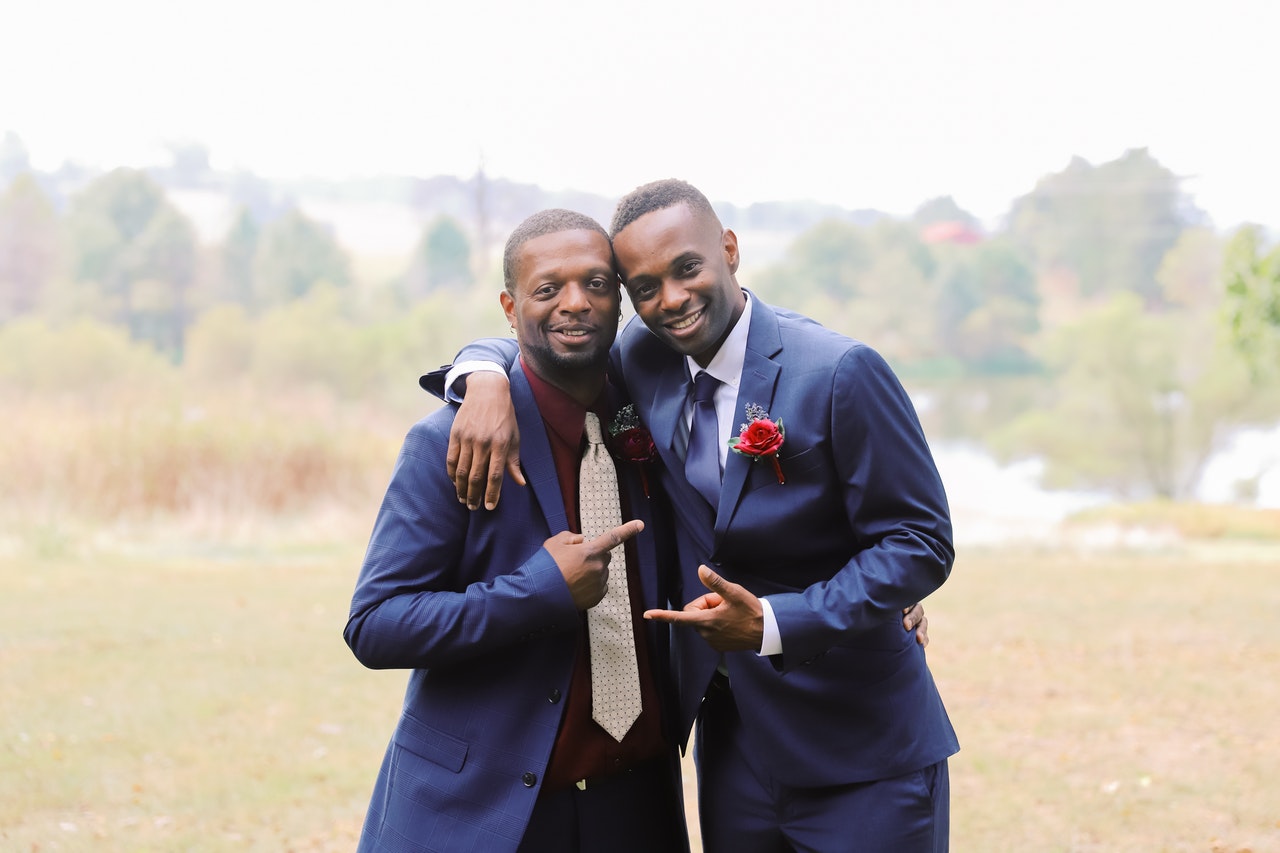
[608, 404, 657, 496]
[614, 428, 657, 463]
[730, 406, 785, 485]
[734, 419, 784, 456]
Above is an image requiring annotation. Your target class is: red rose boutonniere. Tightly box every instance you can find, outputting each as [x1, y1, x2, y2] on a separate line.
[608, 404, 657, 497]
[729, 403, 785, 485]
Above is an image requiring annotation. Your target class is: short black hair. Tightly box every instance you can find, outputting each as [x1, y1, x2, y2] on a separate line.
[610, 179, 720, 238]
[503, 209, 610, 293]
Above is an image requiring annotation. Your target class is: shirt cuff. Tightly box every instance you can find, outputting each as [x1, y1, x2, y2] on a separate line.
[758, 597, 782, 656]
[443, 360, 507, 403]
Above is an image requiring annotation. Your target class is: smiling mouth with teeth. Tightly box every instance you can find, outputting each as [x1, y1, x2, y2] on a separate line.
[670, 310, 703, 331]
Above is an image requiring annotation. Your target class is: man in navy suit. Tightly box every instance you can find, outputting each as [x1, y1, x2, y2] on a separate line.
[345, 209, 688, 852]
[437, 180, 957, 851]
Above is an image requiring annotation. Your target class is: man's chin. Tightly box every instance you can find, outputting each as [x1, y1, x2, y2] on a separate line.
[550, 348, 610, 372]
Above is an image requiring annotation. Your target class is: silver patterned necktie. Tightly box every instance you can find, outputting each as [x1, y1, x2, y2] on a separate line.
[580, 412, 643, 742]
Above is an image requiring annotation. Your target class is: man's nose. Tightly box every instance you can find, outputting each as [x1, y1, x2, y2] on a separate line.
[657, 279, 687, 313]
[560, 281, 591, 312]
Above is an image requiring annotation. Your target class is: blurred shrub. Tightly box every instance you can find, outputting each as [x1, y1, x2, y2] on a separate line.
[0, 317, 177, 397]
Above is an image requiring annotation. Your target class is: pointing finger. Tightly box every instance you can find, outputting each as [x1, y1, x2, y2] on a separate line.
[643, 607, 706, 625]
[588, 519, 645, 553]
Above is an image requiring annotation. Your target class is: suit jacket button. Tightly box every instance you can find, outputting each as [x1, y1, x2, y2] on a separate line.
[521, 771, 537, 787]
[548, 688, 562, 704]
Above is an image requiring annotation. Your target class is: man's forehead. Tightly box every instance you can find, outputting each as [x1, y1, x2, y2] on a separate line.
[615, 205, 716, 265]
[517, 230, 615, 279]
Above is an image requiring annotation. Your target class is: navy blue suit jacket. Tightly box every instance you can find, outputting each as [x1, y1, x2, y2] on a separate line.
[346, 364, 675, 852]
[617, 297, 958, 786]
[435, 297, 959, 789]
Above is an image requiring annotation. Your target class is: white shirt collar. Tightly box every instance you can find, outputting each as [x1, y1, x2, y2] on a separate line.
[685, 290, 752, 391]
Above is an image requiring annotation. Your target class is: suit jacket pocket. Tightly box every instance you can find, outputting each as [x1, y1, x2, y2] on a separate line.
[393, 711, 469, 773]
[743, 446, 824, 495]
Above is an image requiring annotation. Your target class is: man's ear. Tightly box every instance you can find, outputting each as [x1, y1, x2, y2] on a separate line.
[722, 228, 740, 274]
[500, 291, 517, 330]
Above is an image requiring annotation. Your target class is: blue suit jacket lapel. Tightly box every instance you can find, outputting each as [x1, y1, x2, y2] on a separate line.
[509, 364, 569, 535]
[716, 300, 783, 541]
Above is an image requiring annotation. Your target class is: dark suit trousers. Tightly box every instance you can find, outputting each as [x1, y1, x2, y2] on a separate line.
[517, 756, 685, 853]
[696, 679, 950, 853]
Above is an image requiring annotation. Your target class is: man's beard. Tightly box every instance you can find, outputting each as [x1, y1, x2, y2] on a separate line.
[520, 338, 611, 382]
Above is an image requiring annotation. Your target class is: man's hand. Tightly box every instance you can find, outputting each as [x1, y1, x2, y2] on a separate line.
[644, 565, 764, 652]
[903, 602, 929, 648]
[447, 372, 524, 510]
[545, 520, 644, 611]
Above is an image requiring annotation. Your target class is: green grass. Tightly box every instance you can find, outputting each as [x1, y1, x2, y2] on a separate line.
[3, 539, 1278, 851]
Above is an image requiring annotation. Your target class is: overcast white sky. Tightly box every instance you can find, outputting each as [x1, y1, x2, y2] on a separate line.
[3, 0, 1277, 229]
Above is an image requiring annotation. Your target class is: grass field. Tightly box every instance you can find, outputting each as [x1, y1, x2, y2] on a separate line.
[2, 536, 1278, 852]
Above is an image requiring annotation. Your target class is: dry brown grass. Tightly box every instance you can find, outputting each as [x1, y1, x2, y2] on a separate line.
[929, 544, 1280, 852]
[3, 534, 1278, 852]
[1067, 502, 1280, 542]
[0, 392, 402, 527]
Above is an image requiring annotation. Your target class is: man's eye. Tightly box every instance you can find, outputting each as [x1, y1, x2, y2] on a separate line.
[681, 261, 700, 275]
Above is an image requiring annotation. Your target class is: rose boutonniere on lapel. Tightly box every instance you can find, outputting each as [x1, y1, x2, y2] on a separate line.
[729, 403, 785, 485]
[608, 404, 657, 497]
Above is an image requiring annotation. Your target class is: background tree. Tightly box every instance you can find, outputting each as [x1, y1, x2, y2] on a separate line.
[251, 208, 350, 310]
[933, 238, 1039, 372]
[1009, 149, 1196, 309]
[914, 196, 980, 228]
[1156, 227, 1222, 311]
[1222, 225, 1280, 380]
[217, 206, 260, 308]
[402, 215, 473, 298]
[994, 292, 1271, 499]
[127, 206, 197, 359]
[0, 173, 60, 322]
[62, 168, 197, 359]
[753, 218, 873, 303]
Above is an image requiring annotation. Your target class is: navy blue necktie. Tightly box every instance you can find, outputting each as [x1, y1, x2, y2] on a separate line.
[686, 371, 722, 508]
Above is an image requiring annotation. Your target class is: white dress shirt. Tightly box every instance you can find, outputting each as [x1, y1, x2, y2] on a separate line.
[680, 294, 783, 657]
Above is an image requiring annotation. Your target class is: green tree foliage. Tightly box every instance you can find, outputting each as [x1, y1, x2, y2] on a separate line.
[181, 283, 502, 416]
[251, 208, 350, 309]
[218, 207, 260, 307]
[1009, 148, 1195, 307]
[751, 218, 938, 362]
[934, 239, 1039, 372]
[403, 215, 473, 297]
[0, 173, 60, 321]
[752, 216, 1041, 372]
[63, 168, 197, 358]
[1222, 225, 1280, 379]
[847, 223, 941, 363]
[1156, 227, 1222, 310]
[913, 196, 980, 229]
[994, 293, 1271, 499]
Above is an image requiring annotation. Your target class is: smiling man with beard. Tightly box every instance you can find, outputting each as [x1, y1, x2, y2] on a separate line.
[345, 209, 689, 852]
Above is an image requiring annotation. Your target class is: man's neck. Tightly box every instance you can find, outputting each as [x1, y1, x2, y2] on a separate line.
[523, 362, 607, 408]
